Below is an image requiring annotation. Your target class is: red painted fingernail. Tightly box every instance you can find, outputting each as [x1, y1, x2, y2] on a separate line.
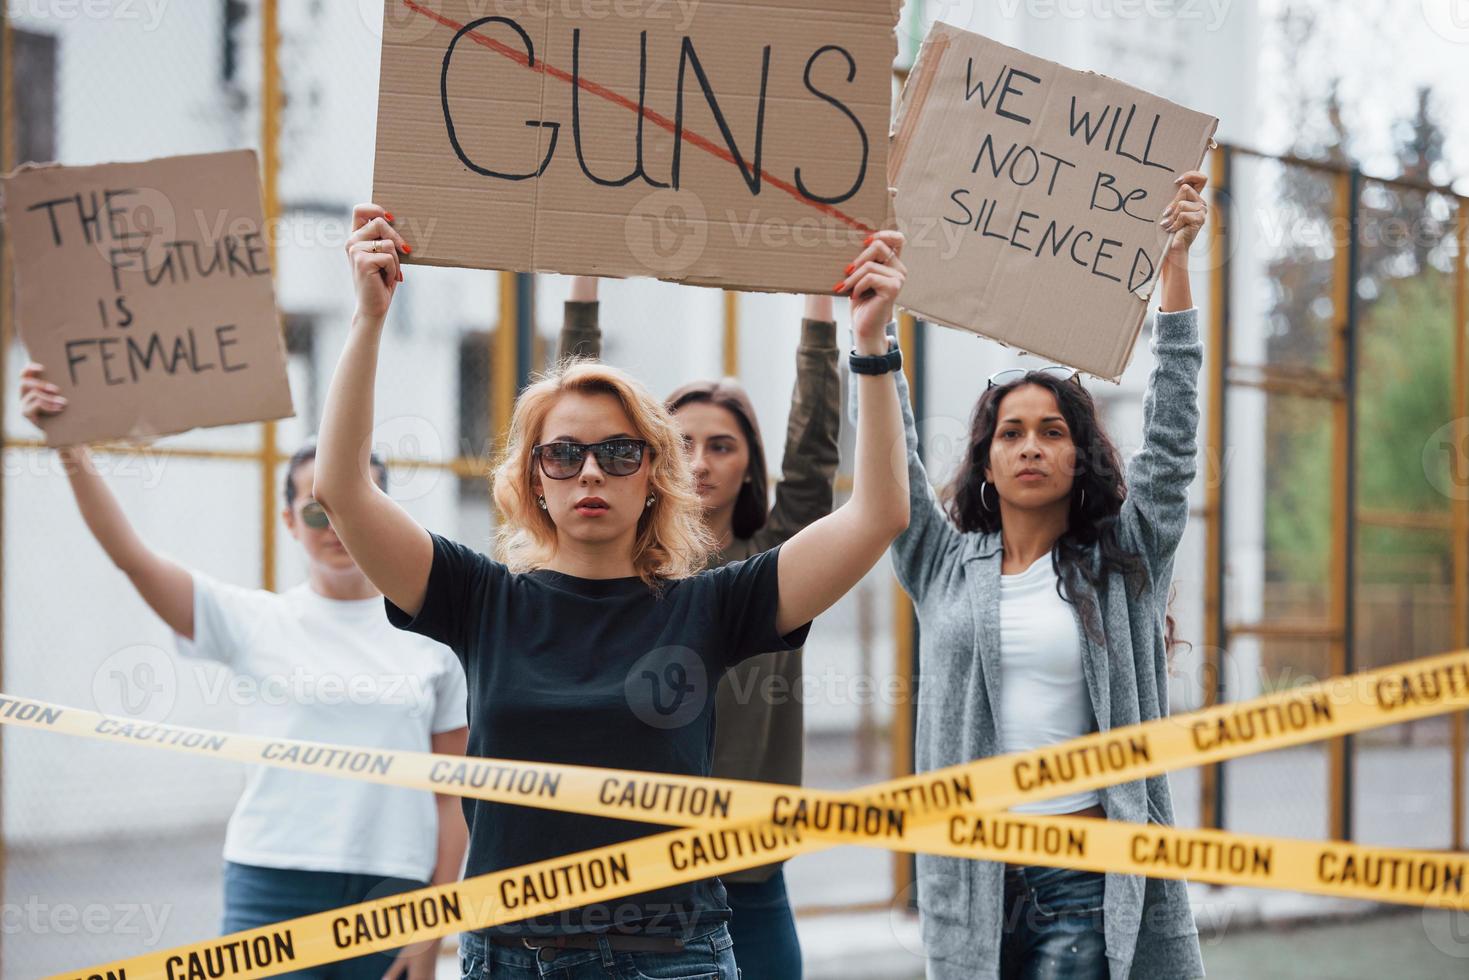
[402, 243, 412, 254]
[834, 281, 847, 293]
[385, 212, 395, 221]
[845, 263, 855, 275]
[864, 235, 874, 245]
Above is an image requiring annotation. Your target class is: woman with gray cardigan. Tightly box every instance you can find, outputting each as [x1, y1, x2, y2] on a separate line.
[868, 172, 1211, 979]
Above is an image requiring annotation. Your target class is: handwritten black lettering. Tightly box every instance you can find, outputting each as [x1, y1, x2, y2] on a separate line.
[571, 29, 669, 189]
[441, 16, 561, 181]
[64, 326, 251, 387]
[965, 60, 1042, 124]
[673, 36, 770, 193]
[970, 135, 1075, 195]
[795, 45, 868, 206]
[1089, 172, 1152, 222]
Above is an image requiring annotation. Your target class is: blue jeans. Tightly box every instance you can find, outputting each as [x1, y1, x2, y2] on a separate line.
[725, 870, 801, 980]
[999, 865, 1107, 980]
[222, 861, 427, 979]
[458, 922, 738, 979]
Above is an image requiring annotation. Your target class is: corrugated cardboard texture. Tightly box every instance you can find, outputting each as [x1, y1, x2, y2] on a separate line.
[891, 23, 1218, 381]
[373, 0, 899, 293]
[1, 150, 294, 446]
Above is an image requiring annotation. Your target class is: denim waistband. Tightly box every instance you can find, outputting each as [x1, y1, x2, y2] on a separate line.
[459, 920, 730, 954]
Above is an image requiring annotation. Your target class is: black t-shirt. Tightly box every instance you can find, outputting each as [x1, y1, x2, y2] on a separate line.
[385, 532, 811, 939]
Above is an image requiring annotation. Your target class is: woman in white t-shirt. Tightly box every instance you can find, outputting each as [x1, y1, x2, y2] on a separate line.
[17, 378, 469, 980]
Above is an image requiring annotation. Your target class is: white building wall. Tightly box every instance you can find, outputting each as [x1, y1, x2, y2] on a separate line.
[5, 0, 1261, 846]
[6, 3, 254, 845]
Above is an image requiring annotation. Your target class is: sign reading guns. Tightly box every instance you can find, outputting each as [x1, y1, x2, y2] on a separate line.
[0, 150, 294, 446]
[371, 0, 897, 293]
[891, 24, 1219, 381]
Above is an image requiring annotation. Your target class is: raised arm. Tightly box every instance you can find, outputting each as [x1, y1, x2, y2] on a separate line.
[1119, 171, 1208, 573]
[557, 276, 602, 362]
[312, 203, 434, 618]
[749, 295, 841, 552]
[775, 232, 910, 636]
[20, 364, 194, 638]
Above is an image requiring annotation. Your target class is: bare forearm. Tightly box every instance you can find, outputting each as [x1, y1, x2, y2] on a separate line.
[58, 446, 151, 573]
[313, 308, 434, 615]
[430, 795, 468, 885]
[569, 276, 598, 302]
[315, 311, 386, 507]
[848, 356, 908, 530]
[1158, 248, 1193, 313]
[803, 294, 834, 322]
[773, 360, 906, 635]
[57, 445, 194, 635]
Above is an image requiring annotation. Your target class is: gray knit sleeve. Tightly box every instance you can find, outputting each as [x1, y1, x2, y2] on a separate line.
[1118, 307, 1203, 575]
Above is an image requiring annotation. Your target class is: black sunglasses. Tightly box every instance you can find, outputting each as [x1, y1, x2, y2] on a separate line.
[533, 438, 649, 480]
[986, 365, 1083, 389]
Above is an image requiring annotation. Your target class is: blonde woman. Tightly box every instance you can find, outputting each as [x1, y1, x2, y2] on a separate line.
[313, 204, 910, 979]
[557, 278, 843, 979]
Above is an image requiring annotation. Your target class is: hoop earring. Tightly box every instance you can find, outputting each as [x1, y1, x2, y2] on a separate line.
[536, 495, 547, 510]
[1078, 488, 1086, 511]
[979, 481, 996, 512]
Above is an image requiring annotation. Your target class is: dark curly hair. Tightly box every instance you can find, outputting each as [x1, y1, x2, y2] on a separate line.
[942, 371, 1179, 655]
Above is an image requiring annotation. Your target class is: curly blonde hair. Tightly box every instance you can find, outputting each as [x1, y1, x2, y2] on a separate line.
[491, 359, 715, 587]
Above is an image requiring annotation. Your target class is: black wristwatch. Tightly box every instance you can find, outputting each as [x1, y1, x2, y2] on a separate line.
[848, 340, 903, 375]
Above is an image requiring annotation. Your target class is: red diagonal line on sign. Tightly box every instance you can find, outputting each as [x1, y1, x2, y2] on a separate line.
[400, 0, 875, 233]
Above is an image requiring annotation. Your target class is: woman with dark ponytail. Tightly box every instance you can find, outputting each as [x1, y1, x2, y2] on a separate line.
[857, 171, 1211, 979]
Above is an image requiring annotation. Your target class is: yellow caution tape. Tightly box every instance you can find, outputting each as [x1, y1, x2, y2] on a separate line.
[11, 648, 1469, 838]
[53, 815, 1469, 980]
[14, 647, 1469, 980]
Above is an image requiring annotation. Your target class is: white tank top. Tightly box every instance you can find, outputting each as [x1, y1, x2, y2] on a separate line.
[998, 553, 1101, 815]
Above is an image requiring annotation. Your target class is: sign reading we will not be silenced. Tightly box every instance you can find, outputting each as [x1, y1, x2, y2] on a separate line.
[892, 24, 1219, 381]
[372, 0, 897, 294]
[1, 150, 293, 446]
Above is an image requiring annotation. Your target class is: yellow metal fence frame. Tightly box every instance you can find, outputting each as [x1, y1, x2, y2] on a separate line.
[1201, 144, 1469, 849]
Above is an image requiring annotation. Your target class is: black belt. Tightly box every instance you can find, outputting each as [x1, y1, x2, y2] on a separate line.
[490, 932, 687, 956]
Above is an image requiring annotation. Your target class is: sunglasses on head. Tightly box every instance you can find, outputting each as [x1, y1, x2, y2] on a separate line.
[300, 499, 331, 529]
[533, 438, 649, 480]
[986, 365, 1083, 390]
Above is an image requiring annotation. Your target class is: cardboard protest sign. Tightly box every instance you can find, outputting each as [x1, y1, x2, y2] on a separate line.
[372, 0, 897, 294]
[1, 150, 294, 446]
[891, 23, 1218, 380]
